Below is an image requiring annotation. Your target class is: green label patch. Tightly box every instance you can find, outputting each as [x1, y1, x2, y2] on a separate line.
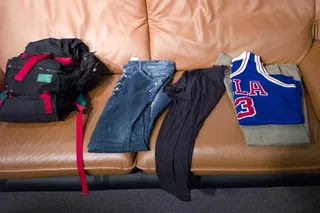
[37, 74, 53, 83]
[76, 93, 87, 107]
[0, 92, 5, 99]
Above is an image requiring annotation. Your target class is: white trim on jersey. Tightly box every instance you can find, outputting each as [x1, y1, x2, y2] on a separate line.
[230, 52, 250, 78]
[254, 55, 296, 88]
[254, 55, 268, 74]
[232, 51, 247, 63]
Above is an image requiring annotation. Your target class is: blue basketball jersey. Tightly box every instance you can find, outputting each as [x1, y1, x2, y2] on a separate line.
[230, 51, 304, 126]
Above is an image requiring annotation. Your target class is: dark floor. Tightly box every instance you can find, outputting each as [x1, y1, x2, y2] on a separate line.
[1, 186, 320, 213]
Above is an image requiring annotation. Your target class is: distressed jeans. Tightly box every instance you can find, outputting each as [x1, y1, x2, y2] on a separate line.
[88, 60, 175, 153]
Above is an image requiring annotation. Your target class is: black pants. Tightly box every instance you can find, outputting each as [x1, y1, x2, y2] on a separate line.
[155, 66, 226, 202]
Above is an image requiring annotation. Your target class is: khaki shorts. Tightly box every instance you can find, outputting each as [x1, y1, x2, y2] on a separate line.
[217, 53, 310, 146]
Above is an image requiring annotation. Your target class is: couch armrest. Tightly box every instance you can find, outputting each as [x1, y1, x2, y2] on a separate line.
[0, 68, 5, 91]
[299, 41, 320, 120]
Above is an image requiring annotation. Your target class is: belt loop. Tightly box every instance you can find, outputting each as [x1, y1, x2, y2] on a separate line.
[139, 61, 142, 71]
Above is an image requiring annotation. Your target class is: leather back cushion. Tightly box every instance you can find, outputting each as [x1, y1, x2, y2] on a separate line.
[0, 69, 4, 91]
[0, 0, 150, 74]
[0, 0, 315, 72]
[147, 0, 315, 69]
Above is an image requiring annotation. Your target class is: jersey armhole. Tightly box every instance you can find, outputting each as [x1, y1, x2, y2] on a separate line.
[230, 51, 250, 78]
[255, 57, 296, 88]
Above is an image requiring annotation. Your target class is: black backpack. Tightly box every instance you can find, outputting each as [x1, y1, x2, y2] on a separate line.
[0, 38, 109, 122]
[0, 38, 110, 194]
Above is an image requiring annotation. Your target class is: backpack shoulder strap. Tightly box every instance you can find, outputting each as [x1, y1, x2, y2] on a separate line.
[14, 54, 51, 81]
[74, 94, 88, 195]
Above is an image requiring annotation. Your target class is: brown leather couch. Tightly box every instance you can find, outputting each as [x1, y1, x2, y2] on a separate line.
[1, 0, 320, 191]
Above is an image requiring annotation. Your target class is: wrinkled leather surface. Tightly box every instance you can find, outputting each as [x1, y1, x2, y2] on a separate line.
[0, 0, 149, 178]
[0, 75, 137, 179]
[147, 0, 314, 71]
[136, 74, 320, 174]
[136, 0, 320, 175]
[1, 0, 320, 178]
[315, 0, 320, 40]
[0, 0, 150, 74]
[0, 69, 4, 91]
[299, 41, 320, 120]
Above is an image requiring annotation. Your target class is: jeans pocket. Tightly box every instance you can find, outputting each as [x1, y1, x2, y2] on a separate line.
[140, 68, 153, 81]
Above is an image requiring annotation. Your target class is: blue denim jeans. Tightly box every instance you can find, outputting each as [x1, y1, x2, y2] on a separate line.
[88, 60, 175, 153]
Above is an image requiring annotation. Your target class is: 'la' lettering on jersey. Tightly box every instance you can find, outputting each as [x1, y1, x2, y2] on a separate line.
[230, 51, 304, 126]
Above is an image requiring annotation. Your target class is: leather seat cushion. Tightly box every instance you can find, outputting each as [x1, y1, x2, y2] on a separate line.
[136, 71, 320, 175]
[0, 75, 137, 179]
[0, 0, 150, 179]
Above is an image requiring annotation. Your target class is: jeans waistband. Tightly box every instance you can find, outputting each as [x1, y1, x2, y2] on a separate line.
[123, 60, 175, 77]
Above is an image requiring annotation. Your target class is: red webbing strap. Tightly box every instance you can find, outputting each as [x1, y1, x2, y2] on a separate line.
[75, 103, 88, 195]
[40, 92, 53, 114]
[14, 54, 51, 81]
[21, 53, 34, 58]
[55, 57, 76, 67]
[21, 53, 76, 67]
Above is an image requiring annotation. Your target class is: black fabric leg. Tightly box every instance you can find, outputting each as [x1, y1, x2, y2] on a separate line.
[155, 66, 226, 202]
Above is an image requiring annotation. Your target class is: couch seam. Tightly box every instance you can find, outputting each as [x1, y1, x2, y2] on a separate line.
[144, 0, 152, 60]
[0, 163, 137, 173]
[0, 165, 136, 173]
[315, 0, 317, 23]
[314, 0, 317, 40]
